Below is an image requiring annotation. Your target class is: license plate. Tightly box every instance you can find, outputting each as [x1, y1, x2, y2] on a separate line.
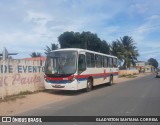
[52, 85, 64, 88]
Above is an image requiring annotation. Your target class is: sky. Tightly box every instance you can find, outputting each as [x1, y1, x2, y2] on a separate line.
[0, 0, 160, 65]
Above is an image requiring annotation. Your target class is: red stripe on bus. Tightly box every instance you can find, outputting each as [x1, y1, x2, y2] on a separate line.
[45, 75, 74, 81]
[75, 72, 118, 79]
[45, 72, 118, 81]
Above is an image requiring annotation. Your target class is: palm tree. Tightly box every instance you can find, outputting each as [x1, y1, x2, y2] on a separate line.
[45, 43, 59, 54]
[120, 36, 139, 69]
[111, 36, 139, 69]
[30, 52, 42, 57]
[110, 40, 124, 61]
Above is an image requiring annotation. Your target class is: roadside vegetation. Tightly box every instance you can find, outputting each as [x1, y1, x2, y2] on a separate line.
[119, 74, 137, 78]
[32, 31, 140, 69]
[30, 31, 158, 68]
[0, 90, 39, 103]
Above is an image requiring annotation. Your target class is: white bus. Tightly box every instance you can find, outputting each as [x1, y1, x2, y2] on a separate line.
[44, 48, 118, 91]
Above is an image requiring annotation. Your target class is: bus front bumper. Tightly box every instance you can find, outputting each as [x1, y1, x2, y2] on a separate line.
[44, 80, 78, 90]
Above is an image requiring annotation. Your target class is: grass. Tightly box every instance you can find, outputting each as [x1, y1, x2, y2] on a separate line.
[119, 74, 137, 78]
[126, 74, 137, 78]
[0, 90, 46, 103]
[19, 91, 33, 95]
[0, 94, 26, 103]
[0, 90, 34, 103]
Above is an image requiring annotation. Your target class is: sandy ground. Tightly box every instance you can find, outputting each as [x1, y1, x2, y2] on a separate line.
[0, 73, 151, 116]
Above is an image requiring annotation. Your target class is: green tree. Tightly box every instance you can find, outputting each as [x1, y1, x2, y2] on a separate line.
[110, 40, 124, 61]
[148, 58, 158, 68]
[99, 40, 110, 54]
[58, 31, 75, 48]
[113, 36, 139, 69]
[45, 43, 59, 54]
[58, 31, 110, 54]
[30, 52, 42, 57]
[80, 31, 102, 52]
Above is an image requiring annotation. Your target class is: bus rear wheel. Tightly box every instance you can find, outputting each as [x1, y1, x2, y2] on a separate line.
[108, 75, 113, 86]
[86, 79, 93, 92]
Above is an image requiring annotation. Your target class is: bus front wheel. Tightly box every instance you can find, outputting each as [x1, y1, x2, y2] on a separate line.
[86, 79, 93, 92]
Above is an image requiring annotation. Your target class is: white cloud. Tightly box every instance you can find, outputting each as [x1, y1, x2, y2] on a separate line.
[130, 14, 160, 43]
[128, 3, 148, 16]
[147, 15, 160, 20]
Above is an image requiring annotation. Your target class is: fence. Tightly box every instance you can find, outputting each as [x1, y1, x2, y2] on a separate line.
[0, 59, 45, 98]
[118, 70, 139, 75]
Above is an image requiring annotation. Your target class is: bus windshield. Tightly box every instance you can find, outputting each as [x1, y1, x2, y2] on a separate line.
[45, 51, 77, 76]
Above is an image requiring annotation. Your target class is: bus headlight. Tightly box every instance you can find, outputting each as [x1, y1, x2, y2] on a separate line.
[44, 75, 48, 82]
[69, 76, 76, 83]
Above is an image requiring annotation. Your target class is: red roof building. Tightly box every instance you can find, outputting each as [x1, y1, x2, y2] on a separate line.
[23, 57, 46, 61]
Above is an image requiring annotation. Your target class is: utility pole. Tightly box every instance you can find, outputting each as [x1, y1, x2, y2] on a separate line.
[1, 60, 4, 100]
[1, 47, 8, 100]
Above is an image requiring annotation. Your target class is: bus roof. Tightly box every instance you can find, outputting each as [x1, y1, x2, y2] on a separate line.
[50, 48, 117, 58]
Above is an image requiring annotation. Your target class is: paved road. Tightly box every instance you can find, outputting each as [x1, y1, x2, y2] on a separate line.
[10, 74, 160, 125]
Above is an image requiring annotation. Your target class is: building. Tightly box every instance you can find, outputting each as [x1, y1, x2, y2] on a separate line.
[23, 57, 46, 66]
[136, 61, 146, 72]
[136, 61, 155, 73]
[23, 57, 46, 61]
[144, 65, 155, 73]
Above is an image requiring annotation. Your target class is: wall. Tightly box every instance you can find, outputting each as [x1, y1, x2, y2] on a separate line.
[119, 70, 139, 75]
[136, 62, 145, 66]
[144, 65, 154, 73]
[0, 59, 45, 97]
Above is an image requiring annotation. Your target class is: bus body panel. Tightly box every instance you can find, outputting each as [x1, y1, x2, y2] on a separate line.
[44, 48, 118, 91]
[44, 76, 78, 90]
[76, 67, 118, 89]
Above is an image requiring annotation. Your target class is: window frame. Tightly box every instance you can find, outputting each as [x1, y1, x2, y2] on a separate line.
[95, 54, 102, 68]
[86, 52, 95, 68]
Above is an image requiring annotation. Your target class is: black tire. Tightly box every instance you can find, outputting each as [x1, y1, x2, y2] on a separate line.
[108, 75, 113, 86]
[86, 79, 93, 92]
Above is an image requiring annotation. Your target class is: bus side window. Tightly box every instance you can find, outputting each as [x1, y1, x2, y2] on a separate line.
[86, 52, 95, 68]
[109, 57, 113, 68]
[95, 54, 102, 68]
[103, 56, 108, 68]
[78, 54, 86, 73]
[113, 58, 118, 67]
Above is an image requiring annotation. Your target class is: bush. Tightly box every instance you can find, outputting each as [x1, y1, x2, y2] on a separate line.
[119, 74, 137, 78]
